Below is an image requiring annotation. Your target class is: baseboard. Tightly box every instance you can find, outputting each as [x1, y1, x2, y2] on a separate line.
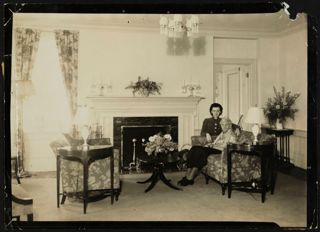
[279, 165, 306, 181]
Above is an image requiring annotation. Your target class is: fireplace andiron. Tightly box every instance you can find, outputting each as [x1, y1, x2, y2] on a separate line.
[128, 138, 140, 172]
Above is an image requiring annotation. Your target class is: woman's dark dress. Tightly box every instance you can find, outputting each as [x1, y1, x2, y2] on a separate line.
[187, 117, 222, 169]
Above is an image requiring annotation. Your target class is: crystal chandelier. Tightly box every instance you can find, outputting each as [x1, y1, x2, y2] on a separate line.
[159, 14, 199, 38]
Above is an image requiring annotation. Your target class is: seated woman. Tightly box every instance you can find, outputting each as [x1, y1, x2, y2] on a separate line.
[178, 117, 237, 186]
[201, 102, 223, 143]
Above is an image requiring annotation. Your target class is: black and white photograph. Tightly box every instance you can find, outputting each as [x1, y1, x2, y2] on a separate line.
[4, 4, 313, 229]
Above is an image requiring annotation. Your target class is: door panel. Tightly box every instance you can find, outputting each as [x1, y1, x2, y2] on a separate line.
[227, 69, 240, 124]
[215, 64, 251, 129]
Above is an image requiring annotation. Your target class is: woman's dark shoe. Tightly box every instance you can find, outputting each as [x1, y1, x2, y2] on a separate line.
[177, 176, 187, 185]
[179, 178, 194, 186]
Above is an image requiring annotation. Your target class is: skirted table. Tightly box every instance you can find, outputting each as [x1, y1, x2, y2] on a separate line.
[56, 145, 114, 214]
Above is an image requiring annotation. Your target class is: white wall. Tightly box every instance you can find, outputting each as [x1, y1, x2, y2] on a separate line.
[257, 37, 279, 107]
[278, 28, 307, 131]
[258, 27, 307, 169]
[77, 29, 214, 127]
[213, 38, 257, 59]
[11, 21, 308, 171]
[278, 28, 308, 168]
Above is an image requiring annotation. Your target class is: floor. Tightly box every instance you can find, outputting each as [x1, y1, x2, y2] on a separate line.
[15, 170, 307, 227]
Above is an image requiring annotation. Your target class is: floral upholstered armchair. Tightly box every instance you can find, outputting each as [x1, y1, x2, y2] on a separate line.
[50, 137, 121, 202]
[198, 131, 276, 195]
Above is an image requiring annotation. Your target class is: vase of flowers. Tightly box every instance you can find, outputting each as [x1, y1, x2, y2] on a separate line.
[263, 86, 300, 128]
[143, 132, 178, 156]
[275, 119, 283, 130]
[125, 76, 162, 97]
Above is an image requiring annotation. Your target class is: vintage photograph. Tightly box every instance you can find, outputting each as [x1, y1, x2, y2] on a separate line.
[9, 10, 307, 226]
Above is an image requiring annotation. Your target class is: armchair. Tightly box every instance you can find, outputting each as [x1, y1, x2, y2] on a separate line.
[200, 131, 276, 198]
[11, 182, 33, 221]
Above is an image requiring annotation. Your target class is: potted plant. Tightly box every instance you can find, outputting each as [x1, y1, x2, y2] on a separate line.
[125, 76, 162, 97]
[263, 86, 300, 129]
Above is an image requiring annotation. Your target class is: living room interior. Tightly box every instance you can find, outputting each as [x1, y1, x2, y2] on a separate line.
[9, 10, 307, 227]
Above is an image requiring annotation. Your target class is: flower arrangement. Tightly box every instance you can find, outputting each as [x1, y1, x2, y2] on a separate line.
[143, 132, 178, 156]
[264, 86, 300, 125]
[125, 76, 162, 97]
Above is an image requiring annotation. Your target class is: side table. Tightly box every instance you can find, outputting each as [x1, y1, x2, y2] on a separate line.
[264, 128, 294, 167]
[227, 142, 276, 203]
[56, 145, 114, 214]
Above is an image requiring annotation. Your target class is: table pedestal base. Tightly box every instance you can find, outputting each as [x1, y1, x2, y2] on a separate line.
[137, 164, 182, 192]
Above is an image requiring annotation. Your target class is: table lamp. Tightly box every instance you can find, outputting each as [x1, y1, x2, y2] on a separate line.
[244, 106, 267, 145]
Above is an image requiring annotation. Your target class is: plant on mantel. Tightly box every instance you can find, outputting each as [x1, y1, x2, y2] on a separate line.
[125, 76, 162, 97]
[263, 86, 300, 129]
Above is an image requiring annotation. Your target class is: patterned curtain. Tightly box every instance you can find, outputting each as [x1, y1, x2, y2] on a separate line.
[15, 28, 41, 81]
[54, 30, 79, 119]
[14, 28, 41, 172]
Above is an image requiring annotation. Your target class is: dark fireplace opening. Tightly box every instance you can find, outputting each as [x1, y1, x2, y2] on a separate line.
[122, 125, 176, 169]
[113, 117, 178, 172]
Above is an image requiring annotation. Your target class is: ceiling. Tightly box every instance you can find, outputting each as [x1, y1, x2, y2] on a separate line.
[14, 10, 306, 33]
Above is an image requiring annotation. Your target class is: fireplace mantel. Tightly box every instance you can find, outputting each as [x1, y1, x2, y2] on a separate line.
[87, 96, 203, 108]
[86, 96, 205, 148]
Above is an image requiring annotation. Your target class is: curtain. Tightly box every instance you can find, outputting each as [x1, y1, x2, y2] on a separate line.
[14, 28, 41, 170]
[54, 30, 79, 119]
[15, 28, 41, 81]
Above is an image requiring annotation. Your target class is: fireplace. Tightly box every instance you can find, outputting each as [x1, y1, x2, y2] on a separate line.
[113, 117, 178, 170]
[86, 96, 204, 172]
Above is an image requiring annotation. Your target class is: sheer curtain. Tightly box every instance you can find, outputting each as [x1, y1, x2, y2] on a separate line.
[22, 31, 73, 171]
[13, 28, 40, 173]
[24, 31, 72, 135]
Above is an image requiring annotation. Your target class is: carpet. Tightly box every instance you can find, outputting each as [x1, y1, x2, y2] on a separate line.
[16, 171, 306, 227]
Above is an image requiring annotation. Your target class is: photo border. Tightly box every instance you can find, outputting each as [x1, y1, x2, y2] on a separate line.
[1, 0, 319, 231]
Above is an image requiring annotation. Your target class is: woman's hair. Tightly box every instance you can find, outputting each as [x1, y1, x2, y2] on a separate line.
[209, 103, 223, 116]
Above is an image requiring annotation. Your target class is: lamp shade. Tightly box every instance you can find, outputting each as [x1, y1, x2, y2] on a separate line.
[244, 107, 267, 124]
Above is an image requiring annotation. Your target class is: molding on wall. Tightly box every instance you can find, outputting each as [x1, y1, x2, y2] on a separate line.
[293, 129, 307, 138]
[277, 22, 307, 37]
[13, 16, 306, 39]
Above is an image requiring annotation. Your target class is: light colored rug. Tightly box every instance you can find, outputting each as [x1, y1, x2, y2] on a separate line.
[18, 171, 306, 227]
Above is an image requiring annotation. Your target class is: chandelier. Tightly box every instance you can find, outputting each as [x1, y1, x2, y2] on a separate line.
[159, 14, 200, 38]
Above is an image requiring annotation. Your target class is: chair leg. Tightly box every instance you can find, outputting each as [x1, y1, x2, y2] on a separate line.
[110, 190, 114, 205]
[61, 193, 67, 205]
[15, 164, 21, 184]
[227, 185, 231, 198]
[205, 175, 210, 184]
[262, 192, 266, 203]
[270, 172, 277, 195]
[27, 214, 33, 221]
[221, 184, 226, 195]
[262, 183, 266, 203]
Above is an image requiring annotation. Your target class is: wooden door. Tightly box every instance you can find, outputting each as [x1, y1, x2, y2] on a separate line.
[216, 65, 250, 129]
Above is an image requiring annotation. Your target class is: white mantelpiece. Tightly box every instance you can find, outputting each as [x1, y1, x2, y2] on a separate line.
[86, 96, 204, 148]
